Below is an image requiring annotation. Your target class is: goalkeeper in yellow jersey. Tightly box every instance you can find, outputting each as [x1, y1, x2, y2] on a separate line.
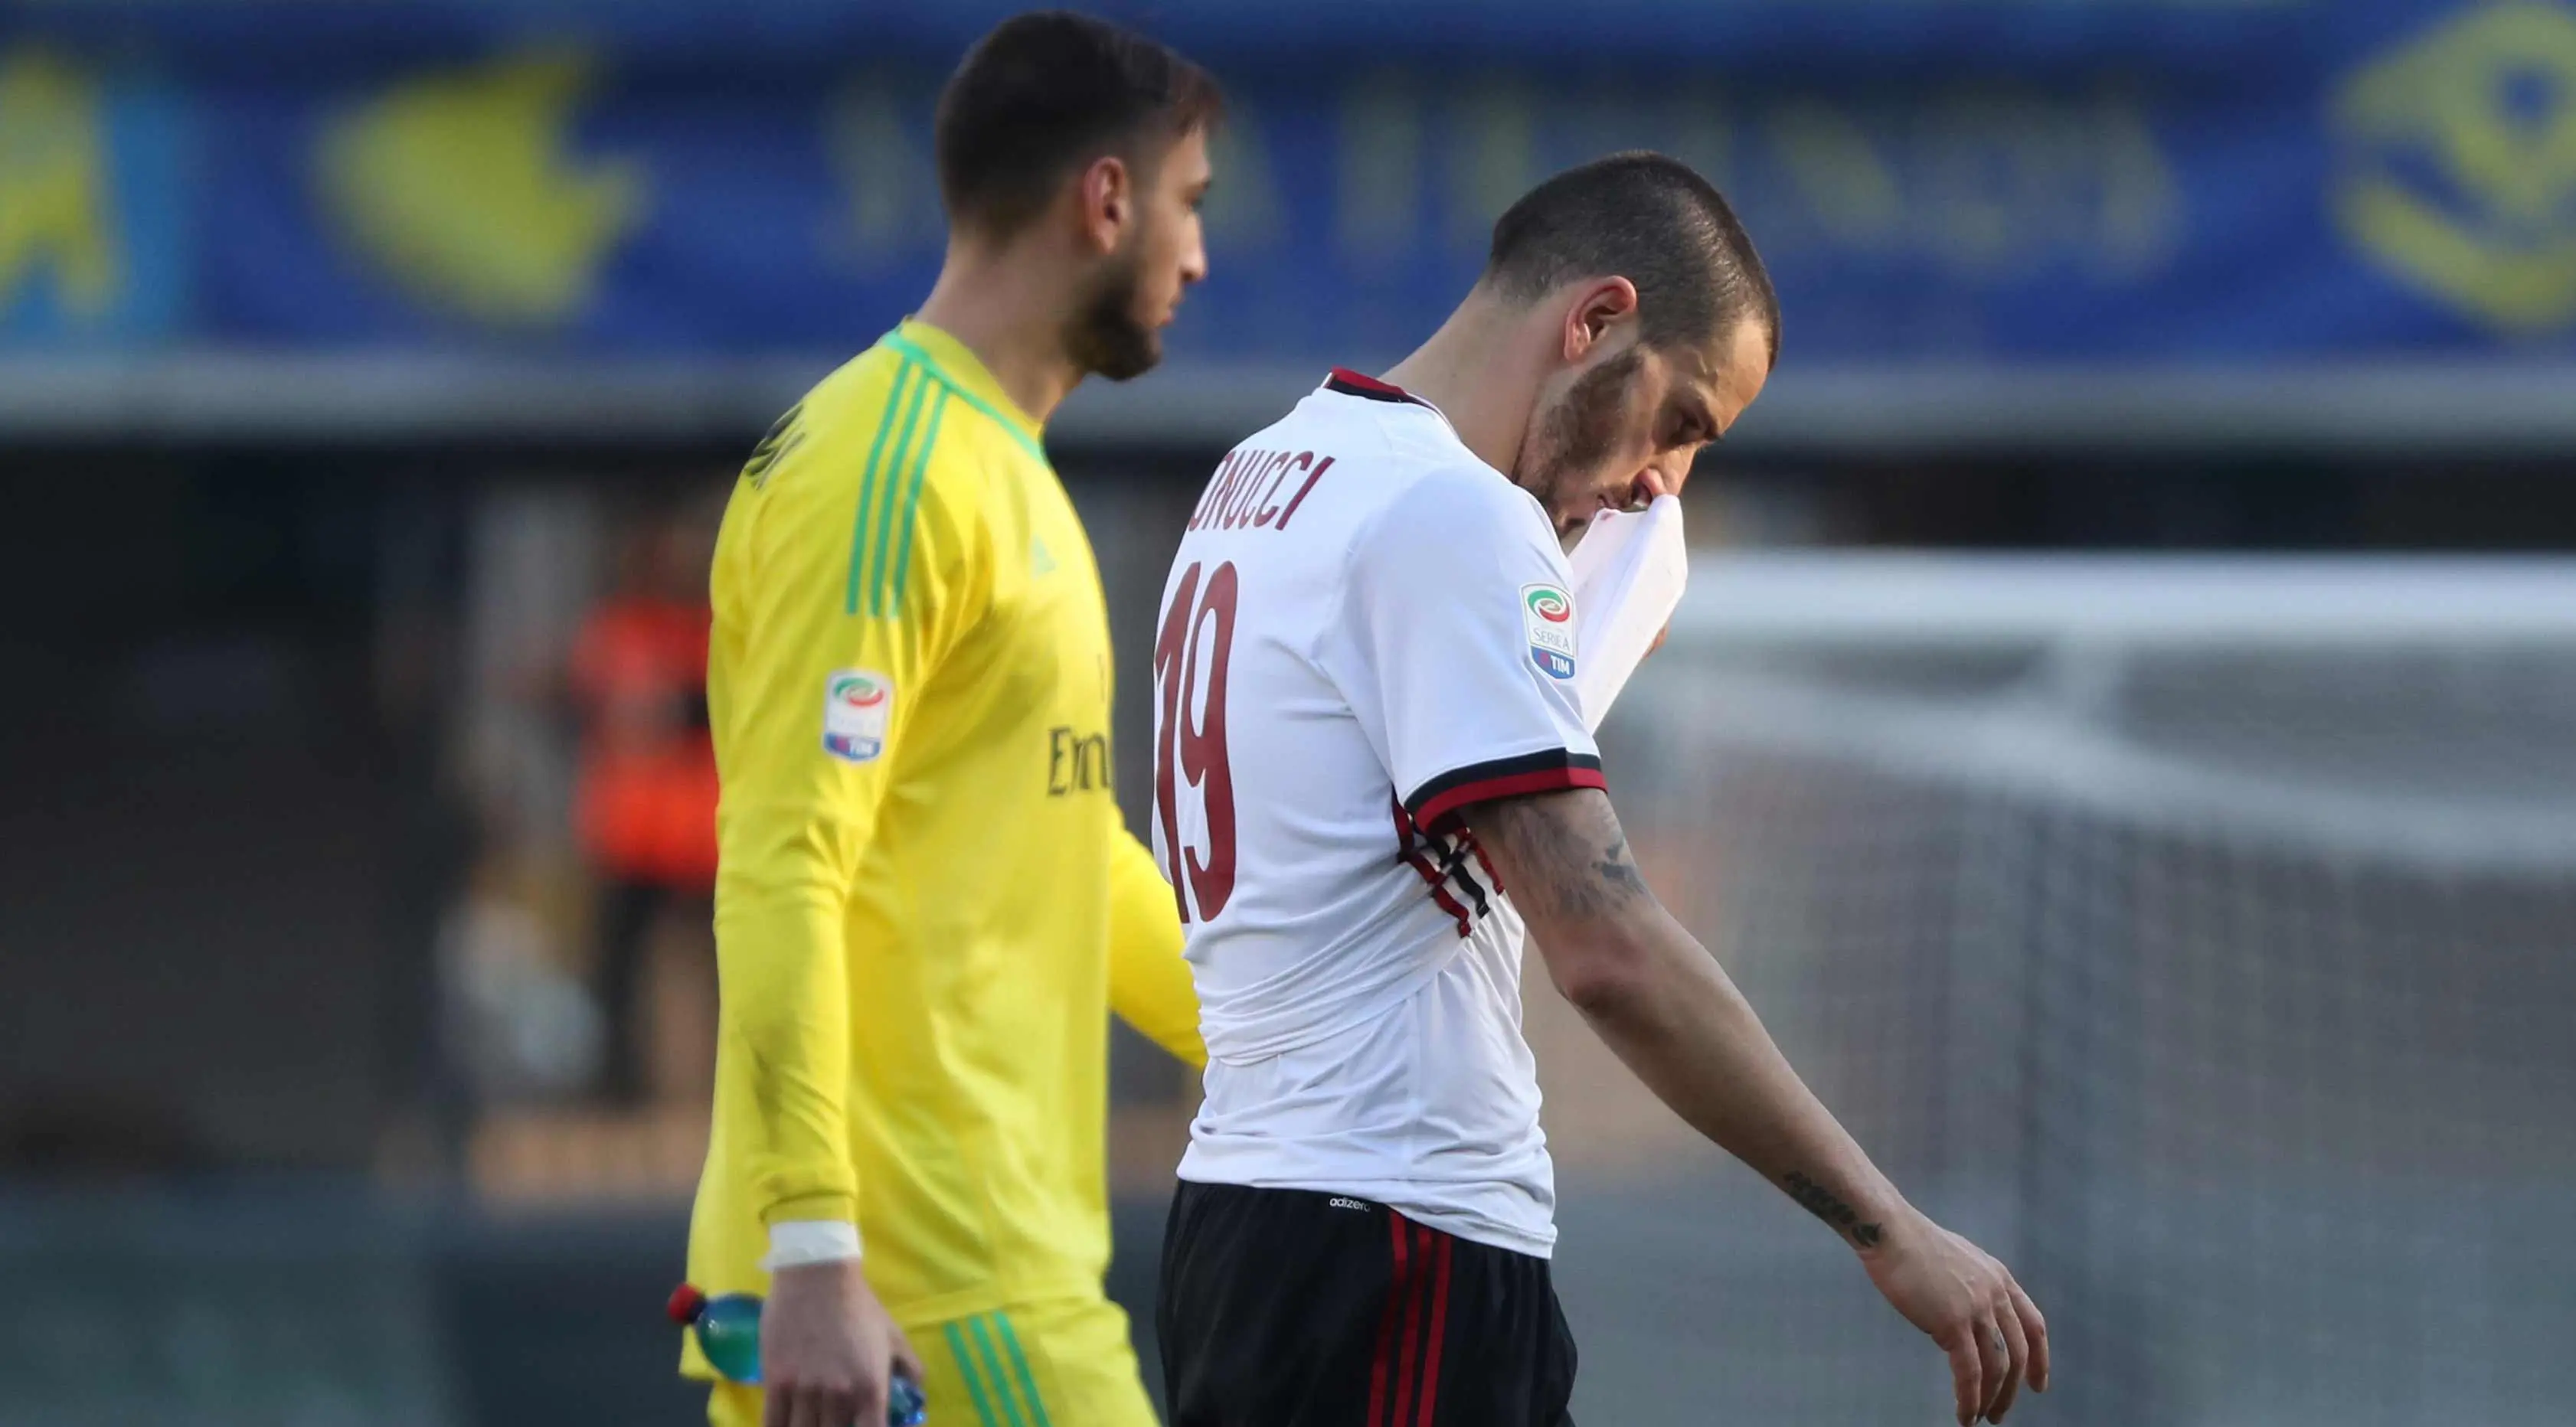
[685, 15, 1221, 1427]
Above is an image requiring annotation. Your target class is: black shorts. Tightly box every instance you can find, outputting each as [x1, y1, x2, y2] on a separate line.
[1157, 1181, 1578, 1427]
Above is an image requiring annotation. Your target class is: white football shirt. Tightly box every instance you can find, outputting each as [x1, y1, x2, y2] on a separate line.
[1149, 369, 1603, 1259]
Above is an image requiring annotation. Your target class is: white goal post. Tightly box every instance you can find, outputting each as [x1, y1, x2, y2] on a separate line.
[1646, 555, 2576, 870]
[1558, 553, 2576, 1427]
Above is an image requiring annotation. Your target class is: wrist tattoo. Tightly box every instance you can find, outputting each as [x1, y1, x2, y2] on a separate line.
[1784, 1170, 1883, 1248]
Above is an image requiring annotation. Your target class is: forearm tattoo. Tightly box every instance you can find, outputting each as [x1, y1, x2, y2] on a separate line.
[1596, 835, 1650, 900]
[1784, 1170, 1883, 1247]
[1469, 791, 1654, 921]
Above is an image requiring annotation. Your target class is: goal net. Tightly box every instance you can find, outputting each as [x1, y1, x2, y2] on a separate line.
[1550, 555, 2576, 1427]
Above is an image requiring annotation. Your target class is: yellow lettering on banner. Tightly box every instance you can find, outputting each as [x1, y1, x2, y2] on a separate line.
[829, 77, 941, 267]
[2094, 91, 2182, 273]
[0, 48, 123, 322]
[1768, 100, 1903, 250]
[1337, 72, 1421, 260]
[2334, 1, 2576, 333]
[1753, 87, 2181, 276]
[1914, 90, 2179, 276]
[1919, 93, 2029, 273]
[1447, 77, 1536, 252]
[1204, 100, 1283, 247]
[319, 51, 645, 327]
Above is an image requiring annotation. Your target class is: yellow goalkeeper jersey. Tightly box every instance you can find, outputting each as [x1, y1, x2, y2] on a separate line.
[685, 318, 1203, 1354]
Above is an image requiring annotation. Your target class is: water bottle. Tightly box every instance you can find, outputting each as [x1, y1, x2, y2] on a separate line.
[668, 1284, 929, 1425]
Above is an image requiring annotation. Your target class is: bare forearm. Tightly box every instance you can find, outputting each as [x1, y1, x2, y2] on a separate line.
[1469, 788, 1907, 1250]
[1573, 906, 1903, 1247]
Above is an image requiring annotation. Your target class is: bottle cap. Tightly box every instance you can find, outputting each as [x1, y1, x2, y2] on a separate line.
[665, 1284, 708, 1325]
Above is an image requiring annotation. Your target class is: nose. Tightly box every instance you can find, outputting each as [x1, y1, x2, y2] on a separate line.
[1652, 451, 1695, 499]
[1180, 229, 1208, 287]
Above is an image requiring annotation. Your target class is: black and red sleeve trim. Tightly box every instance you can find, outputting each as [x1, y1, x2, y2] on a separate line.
[1404, 749, 1605, 833]
[1326, 367, 1435, 409]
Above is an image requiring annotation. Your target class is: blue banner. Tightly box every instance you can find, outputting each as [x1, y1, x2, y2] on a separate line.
[5, 0, 2575, 364]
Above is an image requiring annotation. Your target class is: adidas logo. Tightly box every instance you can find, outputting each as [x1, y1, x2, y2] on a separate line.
[1327, 1197, 1370, 1212]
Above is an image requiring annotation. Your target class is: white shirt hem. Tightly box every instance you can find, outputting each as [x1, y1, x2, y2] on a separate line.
[1175, 1165, 1558, 1260]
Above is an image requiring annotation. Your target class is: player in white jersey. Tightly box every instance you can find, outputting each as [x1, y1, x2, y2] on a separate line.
[1150, 154, 2051, 1427]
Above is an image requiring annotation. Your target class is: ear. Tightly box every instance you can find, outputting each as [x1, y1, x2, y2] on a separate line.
[1075, 154, 1133, 256]
[1561, 277, 1639, 362]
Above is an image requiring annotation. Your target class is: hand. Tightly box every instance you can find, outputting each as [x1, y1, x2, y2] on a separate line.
[1860, 1210, 2051, 1425]
[760, 1259, 925, 1427]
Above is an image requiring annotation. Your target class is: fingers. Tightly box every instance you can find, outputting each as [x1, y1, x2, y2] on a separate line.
[1972, 1314, 2011, 1424]
[1988, 1306, 2030, 1422]
[774, 1380, 875, 1427]
[2007, 1278, 2050, 1393]
[782, 1386, 820, 1427]
[890, 1324, 927, 1387]
[799, 1386, 844, 1427]
[1945, 1327, 1983, 1427]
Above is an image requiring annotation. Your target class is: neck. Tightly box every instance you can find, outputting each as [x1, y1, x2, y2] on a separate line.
[1381, 289, 1545, 478]
[914, 237, 1085, 424]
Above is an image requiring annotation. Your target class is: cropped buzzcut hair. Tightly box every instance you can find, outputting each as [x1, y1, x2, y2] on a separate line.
[1482, 152, 1779, 367]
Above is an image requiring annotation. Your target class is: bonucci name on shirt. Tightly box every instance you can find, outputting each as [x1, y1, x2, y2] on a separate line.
[1187, 449, 1336, 534]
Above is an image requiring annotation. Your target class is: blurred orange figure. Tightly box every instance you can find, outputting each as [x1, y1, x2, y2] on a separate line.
[571, 510, 718, 1104]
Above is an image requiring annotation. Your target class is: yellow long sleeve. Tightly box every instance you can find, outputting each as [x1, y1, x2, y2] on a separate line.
[707, 367, 987, 1226]
[1106, 819, 1205, 1069]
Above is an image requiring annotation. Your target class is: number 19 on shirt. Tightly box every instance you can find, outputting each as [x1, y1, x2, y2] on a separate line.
[1152, 560, 1241, 924]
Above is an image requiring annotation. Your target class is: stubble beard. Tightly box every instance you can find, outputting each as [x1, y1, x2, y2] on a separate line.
[1065, 249, 1162, 383]
[1516, 347, 1643, 535]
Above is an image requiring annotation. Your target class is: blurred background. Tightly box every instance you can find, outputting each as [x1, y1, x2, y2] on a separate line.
[4, 0, 2575, 1422]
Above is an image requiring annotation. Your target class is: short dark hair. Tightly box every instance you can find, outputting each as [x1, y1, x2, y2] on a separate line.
[934, 11, 1223, 239]
[1482, 152, 1780, 367]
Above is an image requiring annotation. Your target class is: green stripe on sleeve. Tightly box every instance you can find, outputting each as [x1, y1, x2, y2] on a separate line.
[943, 1321, 1005, 1427]
[843, 359, 918, 616]
[881, 331, 1051, 467]
[966, 1315, 1030, 1427]
[878, 387, 950, 617]
[995, 1313, 1056, 1427]
[860, 367, 935, 615]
